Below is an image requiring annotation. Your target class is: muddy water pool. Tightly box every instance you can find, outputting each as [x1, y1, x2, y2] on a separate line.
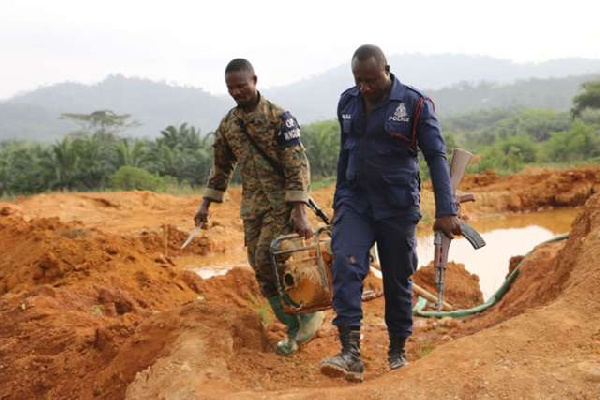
[184, 208, 582, 298]
[415, 208, 581, 299]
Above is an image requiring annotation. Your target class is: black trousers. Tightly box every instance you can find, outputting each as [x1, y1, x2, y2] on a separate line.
[331, 205, 418, 338]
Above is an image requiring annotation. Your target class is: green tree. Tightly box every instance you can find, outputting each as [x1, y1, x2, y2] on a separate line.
[60, 110, 141, 138]
[571, 80, 600, 118]
[116, 138, 148, 168]
[73, 136, 118, 189]
[147, 124, 213, 186]
[109, 166, 165, 191]
[541, 122, 600, 162]
[302, 120, 340, 178]
[2, 143, 54, 193]
[49, 137, 80, 190]
[158, 123, 202, 149]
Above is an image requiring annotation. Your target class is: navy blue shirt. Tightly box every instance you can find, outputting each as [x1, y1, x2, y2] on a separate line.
[333, 74, 457, 220]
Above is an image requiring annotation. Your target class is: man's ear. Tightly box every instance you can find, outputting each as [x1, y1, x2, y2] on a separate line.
[253, 75, 258, 84]
[385, 65, 390, 74]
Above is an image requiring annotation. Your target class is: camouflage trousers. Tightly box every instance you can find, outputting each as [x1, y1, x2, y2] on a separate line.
[244, 207, 293, 298]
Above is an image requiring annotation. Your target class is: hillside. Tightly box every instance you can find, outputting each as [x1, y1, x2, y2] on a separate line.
[268, 54, 600, 122]
[1, 75, 232, 142]
[1, 54, 599, 142]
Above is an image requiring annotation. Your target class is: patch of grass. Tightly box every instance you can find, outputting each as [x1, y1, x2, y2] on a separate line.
[91, 305, 105, 316]
[418, 342, 436, 358]
[256, 303, 274, 326]
[311, 176, 336, 190]
[420, 210, 432, 224]
[0, 193, 19, 202]
[435, 326, 450, 335]
[247, 294, 274, 326]
[164, 181, 204, 195]
[58, 228, 89, 239]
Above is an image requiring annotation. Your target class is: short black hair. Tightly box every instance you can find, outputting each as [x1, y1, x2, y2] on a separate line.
[225, 58, 255, 75]
[352, 44, 388, 68]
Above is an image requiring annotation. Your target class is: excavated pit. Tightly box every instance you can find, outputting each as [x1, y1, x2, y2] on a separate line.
[0, 165, 599, 399]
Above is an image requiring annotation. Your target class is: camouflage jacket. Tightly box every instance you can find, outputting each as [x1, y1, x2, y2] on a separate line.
[203, 94, 310, 219]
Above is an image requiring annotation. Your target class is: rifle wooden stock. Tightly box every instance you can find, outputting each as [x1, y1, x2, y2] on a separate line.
[433, 148, 486, 311]
[449, 148, 473, 192]
[456, 193, 475, 203]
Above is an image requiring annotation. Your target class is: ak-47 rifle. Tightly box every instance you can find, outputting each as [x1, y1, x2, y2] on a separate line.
[434, 148, 486, 311]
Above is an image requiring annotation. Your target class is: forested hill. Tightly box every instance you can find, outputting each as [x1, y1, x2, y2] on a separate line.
[2, 54, 600, 142]
[0, 75, 231, 142]
[267, 54, 600, 121]
[268, 74, 599, 124]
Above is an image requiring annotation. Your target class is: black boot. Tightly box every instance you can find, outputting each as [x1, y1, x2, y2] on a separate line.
[320, 326, 364, 382]
[388, 335, 408, 370]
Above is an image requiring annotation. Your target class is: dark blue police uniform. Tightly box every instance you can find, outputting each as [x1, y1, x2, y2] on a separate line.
[331, 74, 457, 339]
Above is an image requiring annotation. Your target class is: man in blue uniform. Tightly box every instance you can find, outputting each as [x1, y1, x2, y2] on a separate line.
[320, 44, 461, 382]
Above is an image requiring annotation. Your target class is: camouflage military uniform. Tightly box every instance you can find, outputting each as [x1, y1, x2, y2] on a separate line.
[203, 93, 310, 297]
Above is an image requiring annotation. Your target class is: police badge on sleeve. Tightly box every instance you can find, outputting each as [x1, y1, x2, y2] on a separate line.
[279, 111, 301, 147]
[390, 103, 410, 122]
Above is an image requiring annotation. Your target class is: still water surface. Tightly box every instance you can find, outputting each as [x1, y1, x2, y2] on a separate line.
[415, 208, 581, 299]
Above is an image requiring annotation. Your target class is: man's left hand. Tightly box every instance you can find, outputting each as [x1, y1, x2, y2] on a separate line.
[290, 203, 314, 239]
[433, 215, 462, 239]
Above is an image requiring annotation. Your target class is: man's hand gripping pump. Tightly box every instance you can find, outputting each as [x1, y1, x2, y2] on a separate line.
[434, 149, 486, 311]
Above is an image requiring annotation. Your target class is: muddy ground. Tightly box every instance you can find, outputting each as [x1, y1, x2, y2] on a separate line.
[0, 165, 599, 399]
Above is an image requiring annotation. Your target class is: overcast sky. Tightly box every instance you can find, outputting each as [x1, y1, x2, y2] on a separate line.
[1, 0, 599, 100]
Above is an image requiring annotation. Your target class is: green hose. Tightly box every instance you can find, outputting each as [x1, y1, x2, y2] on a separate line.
[412, 234, 570, 318]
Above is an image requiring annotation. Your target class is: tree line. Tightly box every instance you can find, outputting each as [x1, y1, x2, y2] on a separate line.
[0, 111, 213, 194]
[1, 80, 599, 196]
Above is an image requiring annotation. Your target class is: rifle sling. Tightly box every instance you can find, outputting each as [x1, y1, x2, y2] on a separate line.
[237, 118, 285, 178]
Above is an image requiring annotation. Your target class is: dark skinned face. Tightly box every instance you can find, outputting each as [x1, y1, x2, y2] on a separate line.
[351, 56, 391, 104]
[225, 70, 258, 109]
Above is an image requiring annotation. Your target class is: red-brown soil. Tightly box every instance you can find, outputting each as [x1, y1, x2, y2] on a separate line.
[1, 165, 599, 399]
[458, 165, 600, 215]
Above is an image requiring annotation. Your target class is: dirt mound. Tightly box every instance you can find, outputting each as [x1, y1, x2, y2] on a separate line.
[459, 166, 600, 214]
[11, 191, 202, 236]
[0, 214, 213, 399]
[136, 223, 220, 256]
[0, 216, 196, 299]
[0, 212, 484, 399]
[413, 261, 483, 309]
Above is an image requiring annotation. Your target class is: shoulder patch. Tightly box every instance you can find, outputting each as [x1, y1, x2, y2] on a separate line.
[278, 111, 301, 148]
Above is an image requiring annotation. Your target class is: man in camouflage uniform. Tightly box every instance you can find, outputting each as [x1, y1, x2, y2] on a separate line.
[195, 59, 324, 356]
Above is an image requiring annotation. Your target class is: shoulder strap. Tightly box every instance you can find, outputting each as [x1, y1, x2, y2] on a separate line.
[410, 96, 425, 151]
[237, 118, 285, 178]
